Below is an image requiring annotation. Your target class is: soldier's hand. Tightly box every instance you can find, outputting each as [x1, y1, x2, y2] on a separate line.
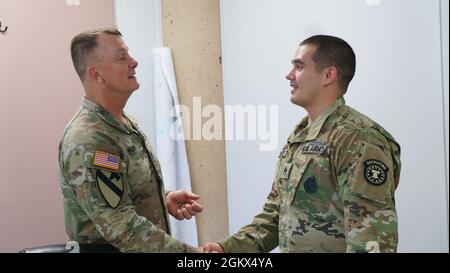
[166, 190, 203, 220]
[194, 247, 205, 253]
[202, 242, 224, 253]
[185, 245, 206, 253]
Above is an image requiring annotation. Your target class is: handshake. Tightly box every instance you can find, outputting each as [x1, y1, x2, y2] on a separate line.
[193, 242, 225, 253]
[166, 190, 227, 253]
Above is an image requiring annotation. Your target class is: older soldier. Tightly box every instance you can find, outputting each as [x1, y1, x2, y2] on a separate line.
[203, 35, 401, 253]
[59, 28, 203, 252]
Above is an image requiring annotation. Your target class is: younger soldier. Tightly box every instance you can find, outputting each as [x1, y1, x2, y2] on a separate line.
[203, 35, 401, 253]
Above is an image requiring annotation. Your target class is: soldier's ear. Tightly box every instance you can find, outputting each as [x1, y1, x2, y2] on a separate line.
[322, 66, 338, 87]
[87, 66, 104, 84]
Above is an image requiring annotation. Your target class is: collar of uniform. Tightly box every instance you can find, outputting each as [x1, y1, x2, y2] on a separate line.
[289, 97, 345, 143]
[287, 116, 310, 144]
[305, 96, 345, 141]
[123, 114, 142, 134]
[82, 97, 132, 134]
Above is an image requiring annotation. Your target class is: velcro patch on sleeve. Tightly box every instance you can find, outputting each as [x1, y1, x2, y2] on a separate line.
[93, 151, 120, 171]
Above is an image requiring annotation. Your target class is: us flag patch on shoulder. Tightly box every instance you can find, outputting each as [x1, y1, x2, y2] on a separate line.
[93, 151, 120, 171]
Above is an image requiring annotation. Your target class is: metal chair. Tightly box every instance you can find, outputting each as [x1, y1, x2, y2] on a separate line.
[19, 241, 120, 253]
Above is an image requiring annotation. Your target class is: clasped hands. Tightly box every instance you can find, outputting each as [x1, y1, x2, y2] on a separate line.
[166, 190, 224, 253]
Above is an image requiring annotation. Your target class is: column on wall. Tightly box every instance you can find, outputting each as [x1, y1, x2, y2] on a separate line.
[161, 0, 229, 245]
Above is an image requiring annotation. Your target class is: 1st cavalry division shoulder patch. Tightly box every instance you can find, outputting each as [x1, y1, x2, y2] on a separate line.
[96, 169, 124, 209]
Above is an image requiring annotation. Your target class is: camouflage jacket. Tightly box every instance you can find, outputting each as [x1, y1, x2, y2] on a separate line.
[219, 97, 401, 253]
[59, 98, 194, 252]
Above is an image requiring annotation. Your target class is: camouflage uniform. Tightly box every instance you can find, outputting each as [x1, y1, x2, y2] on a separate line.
[59, 98, 194, 252]
[219, 97, 401, 253]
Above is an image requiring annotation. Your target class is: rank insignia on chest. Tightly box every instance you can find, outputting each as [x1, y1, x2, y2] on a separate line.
[301, 141, 327, 155]
[127, 146, 136, 154]
[304, 176, 318, 194]
[279, 143, 290, 158]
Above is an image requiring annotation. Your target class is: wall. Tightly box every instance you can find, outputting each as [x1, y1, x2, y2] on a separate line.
[220, 0, 449, 252]
[0, 0, 115, 252]
[440, 0, 449, 212]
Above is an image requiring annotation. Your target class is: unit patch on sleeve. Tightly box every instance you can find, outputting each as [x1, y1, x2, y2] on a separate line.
[96, 169, 124, 209]
[364, 159, 389, 186]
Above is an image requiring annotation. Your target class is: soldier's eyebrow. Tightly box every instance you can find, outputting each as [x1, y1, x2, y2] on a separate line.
[291, 59, 305, 66]
[115, 47, 128, 55]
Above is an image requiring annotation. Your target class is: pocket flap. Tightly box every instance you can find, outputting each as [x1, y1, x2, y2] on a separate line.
[289, 157, 312, 205]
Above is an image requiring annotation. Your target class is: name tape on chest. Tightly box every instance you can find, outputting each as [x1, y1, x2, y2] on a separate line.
[301, 141, 327, 155]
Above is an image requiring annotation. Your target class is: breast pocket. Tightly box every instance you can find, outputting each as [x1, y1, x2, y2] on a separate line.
[288, 157, 312, 205]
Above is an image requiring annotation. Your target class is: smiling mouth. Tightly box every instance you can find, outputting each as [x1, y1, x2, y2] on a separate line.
[290, 86, 298, 93]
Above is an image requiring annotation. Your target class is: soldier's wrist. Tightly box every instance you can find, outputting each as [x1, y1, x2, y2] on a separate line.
[184, 244, 200, 253]
[217, 242, 225, 253]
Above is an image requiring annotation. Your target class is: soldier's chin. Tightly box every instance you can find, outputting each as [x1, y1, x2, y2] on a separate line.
[290, 95, 302, 106]
[292, 97, 309, 108]
[131, 82, 140, 92]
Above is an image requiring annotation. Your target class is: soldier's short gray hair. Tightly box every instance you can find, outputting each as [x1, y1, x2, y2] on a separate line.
[70, 27, 122, 81]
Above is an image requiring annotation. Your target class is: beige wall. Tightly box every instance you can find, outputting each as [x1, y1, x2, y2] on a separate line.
[162, 0, 229, 244]
[0, 0, 115, 252]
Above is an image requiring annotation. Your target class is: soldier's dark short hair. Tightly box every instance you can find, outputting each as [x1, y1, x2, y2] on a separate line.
[300, 35, 356, 93]
[70, 27, 122, 81]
